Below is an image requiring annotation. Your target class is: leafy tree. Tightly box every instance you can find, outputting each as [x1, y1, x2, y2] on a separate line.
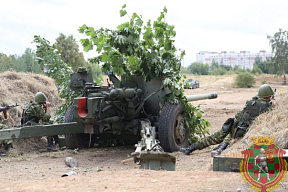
[219, 64, 232, 71]
[79, 4, 210, 142]
[201, 63, 210, 75]
[209, 61, 237, 75]
[22, 48, 35, 72]
[233, 65, 241, 72]
[12, 48, 42, 73]
[33, 35, 103, 122]
[85, 61, 103, 83]
[55, 33, 86, 72]
[254, 56, 261, 64]
[33, 35, 79, 122]
[251, 65, 263, 75]
[0, 55, 13, 72]
[22, 49, 34, 72]
[210, 60, 219, 71]
[180, 66, 190, 74]
[267, 29, 288, 84]
[188, 62, 209, 75]
[260, 62, 269, 74]
[211, 67, 227, 75]
[11, 55, 25, 72]
[254, 57, 269, 74]
[234, 66, 246, 74]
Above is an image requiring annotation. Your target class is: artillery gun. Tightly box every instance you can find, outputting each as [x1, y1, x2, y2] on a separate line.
[64, 68, 217, 152]
[0, 69, 217, 151]
[0, 68, 217, 170]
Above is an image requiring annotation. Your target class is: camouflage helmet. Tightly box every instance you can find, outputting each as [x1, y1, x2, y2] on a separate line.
[35, 92, 47, 103]
[257, 84, 274, 98]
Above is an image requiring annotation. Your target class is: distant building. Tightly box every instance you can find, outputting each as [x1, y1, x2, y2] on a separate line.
[196, 50, 273, 69]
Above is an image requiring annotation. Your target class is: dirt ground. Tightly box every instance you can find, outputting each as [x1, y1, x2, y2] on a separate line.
[1, 74, 288, 192]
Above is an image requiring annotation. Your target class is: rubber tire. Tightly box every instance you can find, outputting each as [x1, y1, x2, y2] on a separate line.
[64, 105, 96, 149]
[158, 103, 189, 152]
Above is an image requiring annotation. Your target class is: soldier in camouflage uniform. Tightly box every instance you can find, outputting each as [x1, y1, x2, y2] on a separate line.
[180, 84, 275, 157]
[22, 92, 59, 152]
[0, 106, 13, 156]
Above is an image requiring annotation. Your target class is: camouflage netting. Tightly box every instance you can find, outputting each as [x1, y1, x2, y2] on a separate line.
[0, 71, 63, 154]
[223, 91, 288, 155]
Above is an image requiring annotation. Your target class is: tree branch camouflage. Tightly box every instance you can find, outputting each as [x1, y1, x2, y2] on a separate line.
[78, 4, 210, 142]
[33, 35, 80, 123]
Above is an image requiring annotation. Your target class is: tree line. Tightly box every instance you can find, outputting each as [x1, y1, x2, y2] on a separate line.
[0, 48, 42, 73]
[2, 28, 288, 85]
[182, 28, 288, 85]
[182, 58, 269, 76]
[0, 33, 102, 81]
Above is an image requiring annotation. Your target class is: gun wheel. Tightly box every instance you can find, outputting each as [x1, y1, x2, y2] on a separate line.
[64, 105, 96, 149]
[158, 103, 189, 152]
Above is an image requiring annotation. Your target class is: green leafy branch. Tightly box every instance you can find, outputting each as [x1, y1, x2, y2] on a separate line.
[78, 5, 210, 142]
[33, 35, 80, 122]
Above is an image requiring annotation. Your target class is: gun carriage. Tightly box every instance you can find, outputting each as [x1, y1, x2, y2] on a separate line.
[0, 69, 217, 169]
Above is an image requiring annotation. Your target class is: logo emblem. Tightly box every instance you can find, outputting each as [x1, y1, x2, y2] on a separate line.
[240, 136, 287, 191]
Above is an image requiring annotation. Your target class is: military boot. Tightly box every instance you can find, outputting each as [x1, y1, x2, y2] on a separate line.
[53, 135, 60, 148]
[53, 135, 59, 146]
[211, 142, 228, 157]
[180, 144, 196, 155]
[47, 137, 58, 152]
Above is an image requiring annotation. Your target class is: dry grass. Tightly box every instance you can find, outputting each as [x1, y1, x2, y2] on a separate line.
[224, 91, 288, 154]
[182, 73, 288, 153]
[0, 71, 63, 154]
[0, 71, 63, 127]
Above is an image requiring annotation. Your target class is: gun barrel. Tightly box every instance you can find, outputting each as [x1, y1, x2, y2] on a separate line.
[186, 93, 218, 102]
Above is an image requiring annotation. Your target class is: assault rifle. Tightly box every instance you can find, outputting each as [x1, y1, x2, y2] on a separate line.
[2, 104, 19, 119]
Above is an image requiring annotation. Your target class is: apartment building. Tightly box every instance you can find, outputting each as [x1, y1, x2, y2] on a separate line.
[196, 50, 272, 69]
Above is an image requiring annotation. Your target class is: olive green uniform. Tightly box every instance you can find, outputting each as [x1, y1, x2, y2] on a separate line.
[22, 102, 51, 125]
[194, 97, 271, 150]
[0, 107, 13, 153]
[0, 123, 12, 149]
[22, 101, 59, 151]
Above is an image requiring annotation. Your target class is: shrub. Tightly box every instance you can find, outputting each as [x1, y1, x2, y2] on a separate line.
[211, 67, 226, 76]
[234, 72, 256, 88]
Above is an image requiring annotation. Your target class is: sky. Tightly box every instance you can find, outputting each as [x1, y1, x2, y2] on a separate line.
[1, 0, 288, 67]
